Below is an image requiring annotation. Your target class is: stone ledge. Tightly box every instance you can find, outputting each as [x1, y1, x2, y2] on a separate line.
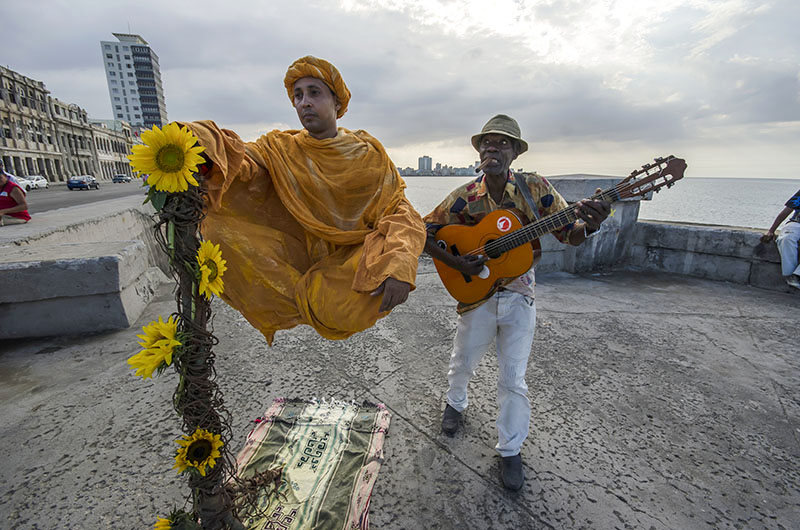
[0, 266, 167, 339]
[0, 195, 170, 339]
[629, 220, 792, 293]
[633, 220, 779, 261]
[0, 195, 154, 247]
[0, 240, 151, 304]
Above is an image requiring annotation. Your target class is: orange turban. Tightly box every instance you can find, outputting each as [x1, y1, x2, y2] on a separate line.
[284, 55, 351, 118]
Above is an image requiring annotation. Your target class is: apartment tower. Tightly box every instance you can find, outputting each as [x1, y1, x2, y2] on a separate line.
[100, 33, 167, 129]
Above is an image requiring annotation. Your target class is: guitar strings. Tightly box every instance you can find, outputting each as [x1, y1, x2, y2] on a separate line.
[456, 169, 673, 258]
[460, 187, 613, 257]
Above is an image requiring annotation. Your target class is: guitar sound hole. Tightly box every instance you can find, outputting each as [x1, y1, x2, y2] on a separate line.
[485, 239, 503, 259]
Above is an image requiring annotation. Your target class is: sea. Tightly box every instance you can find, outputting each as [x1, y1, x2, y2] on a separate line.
[403, 176, 800, 230]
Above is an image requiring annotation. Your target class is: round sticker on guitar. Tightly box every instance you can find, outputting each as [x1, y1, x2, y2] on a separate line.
[496, 216, 512, 232]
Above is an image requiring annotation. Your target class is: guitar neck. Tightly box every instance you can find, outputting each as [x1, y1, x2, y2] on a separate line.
[487, 155, 679, 255]
[490, 188, 620, 254]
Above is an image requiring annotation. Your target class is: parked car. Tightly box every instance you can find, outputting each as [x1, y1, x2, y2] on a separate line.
[67, 175, 100, 190]
[112, 174, 132, 183]
[14, 175, 35, 191]
[27, 175, 49, 189]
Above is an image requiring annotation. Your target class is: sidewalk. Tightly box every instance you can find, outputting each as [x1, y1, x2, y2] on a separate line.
[0, 259, 798, 529]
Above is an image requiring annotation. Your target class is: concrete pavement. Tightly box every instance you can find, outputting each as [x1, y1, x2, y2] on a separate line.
[1, 258, 798, 529]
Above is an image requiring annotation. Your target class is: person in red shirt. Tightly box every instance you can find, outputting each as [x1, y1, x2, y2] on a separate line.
[0, 160, 31, 225]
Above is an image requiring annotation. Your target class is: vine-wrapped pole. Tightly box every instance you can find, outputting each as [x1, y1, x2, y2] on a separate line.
[155, 185, 243, 530]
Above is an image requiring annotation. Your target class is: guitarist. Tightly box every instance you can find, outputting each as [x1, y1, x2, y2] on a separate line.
[423, 114, 611, 490]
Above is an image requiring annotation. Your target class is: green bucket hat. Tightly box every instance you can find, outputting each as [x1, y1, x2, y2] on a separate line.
[470, 114, 529, 154]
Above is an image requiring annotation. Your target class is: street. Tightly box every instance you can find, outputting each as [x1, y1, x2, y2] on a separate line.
[24, 180, 146, 214]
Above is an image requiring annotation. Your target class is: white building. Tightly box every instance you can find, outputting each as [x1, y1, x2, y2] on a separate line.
[0, 66, 65, 181]
[418, 155, 432, 172]
[100, 33, 168, 129]
[90, 120, 136, 180]
[50, 98, 97, 179]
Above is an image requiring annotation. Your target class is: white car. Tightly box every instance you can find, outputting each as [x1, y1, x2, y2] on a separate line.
[27, 175, 49, 189]
[13, 175, 34, 192]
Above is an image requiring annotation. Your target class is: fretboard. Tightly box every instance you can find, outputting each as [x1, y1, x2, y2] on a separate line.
[484, 188, 620, 256]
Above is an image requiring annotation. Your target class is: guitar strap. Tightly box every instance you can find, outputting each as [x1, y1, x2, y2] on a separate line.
[513, 174, 541, 220]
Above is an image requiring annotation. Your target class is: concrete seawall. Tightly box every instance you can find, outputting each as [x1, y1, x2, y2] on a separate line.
[630, 220, 786, 292]
[539, 177, 790, 294]
[0, 196, 169, 339]
[0, 178, 793, 339]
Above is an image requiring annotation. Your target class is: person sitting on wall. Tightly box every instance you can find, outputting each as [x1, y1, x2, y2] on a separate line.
[0, 160, 31, 226]
[761, 188, 800, 289]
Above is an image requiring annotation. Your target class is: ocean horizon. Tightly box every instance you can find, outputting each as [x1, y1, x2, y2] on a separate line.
[404, 175, 800, 230]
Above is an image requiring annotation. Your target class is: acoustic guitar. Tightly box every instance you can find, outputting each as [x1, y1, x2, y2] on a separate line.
[432, 156, 685, 304]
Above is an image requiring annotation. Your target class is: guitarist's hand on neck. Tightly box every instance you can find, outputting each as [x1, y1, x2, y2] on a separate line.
[569, 187, 612, 245]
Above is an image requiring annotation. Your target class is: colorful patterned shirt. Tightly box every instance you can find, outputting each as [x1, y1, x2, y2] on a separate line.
[424, 171, 574, 311]
[786, 189, 800, 224]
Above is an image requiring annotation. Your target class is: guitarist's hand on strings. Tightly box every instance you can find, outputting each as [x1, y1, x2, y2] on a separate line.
[450, 254, 489, 277]
[424, 234, 488, 277]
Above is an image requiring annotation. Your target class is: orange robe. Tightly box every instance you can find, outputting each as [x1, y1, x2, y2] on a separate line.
[182, 121, 425, 343]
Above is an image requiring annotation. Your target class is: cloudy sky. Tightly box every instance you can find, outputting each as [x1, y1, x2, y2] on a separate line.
[4, 0, 799, 178]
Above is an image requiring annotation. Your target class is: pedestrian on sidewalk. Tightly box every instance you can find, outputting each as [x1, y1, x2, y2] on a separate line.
[761, 188, 800, 289]
[0, 160, 31, 226]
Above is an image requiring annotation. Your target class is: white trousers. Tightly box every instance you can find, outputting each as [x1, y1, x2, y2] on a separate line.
[446, 290, 536, 457]
[777, 222, 800, 277]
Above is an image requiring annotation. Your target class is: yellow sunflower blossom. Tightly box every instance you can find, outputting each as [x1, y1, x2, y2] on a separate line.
[128, 122, 205, 193]
[128, 315, 182, 379]
[173, 428, 224, 477]
[154, 510, 200, 530]
[196, 240, 227, 299]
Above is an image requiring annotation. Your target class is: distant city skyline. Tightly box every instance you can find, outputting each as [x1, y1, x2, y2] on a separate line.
[402, 153, 530, 176]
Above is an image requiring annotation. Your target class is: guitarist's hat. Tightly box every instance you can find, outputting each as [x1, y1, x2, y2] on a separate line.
[471, 114, 529, 155]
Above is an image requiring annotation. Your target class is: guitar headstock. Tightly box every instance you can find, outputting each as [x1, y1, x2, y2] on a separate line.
[610, 155, 687, 201]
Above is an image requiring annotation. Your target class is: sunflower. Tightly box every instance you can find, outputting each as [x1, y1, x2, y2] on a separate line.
[196, 240, 227, 299]
[128, 122, 205, 193]
[128, 316, 182, 379]
[154, 510, 200, 530]
[173, 428, 224, 477]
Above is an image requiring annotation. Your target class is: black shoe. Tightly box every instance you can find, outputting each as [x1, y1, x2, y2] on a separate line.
[500, 454, 524, 490]
[441, 404, 462, 436]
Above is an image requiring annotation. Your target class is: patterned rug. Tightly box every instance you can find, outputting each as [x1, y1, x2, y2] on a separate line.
[235, 398, 391, 530]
